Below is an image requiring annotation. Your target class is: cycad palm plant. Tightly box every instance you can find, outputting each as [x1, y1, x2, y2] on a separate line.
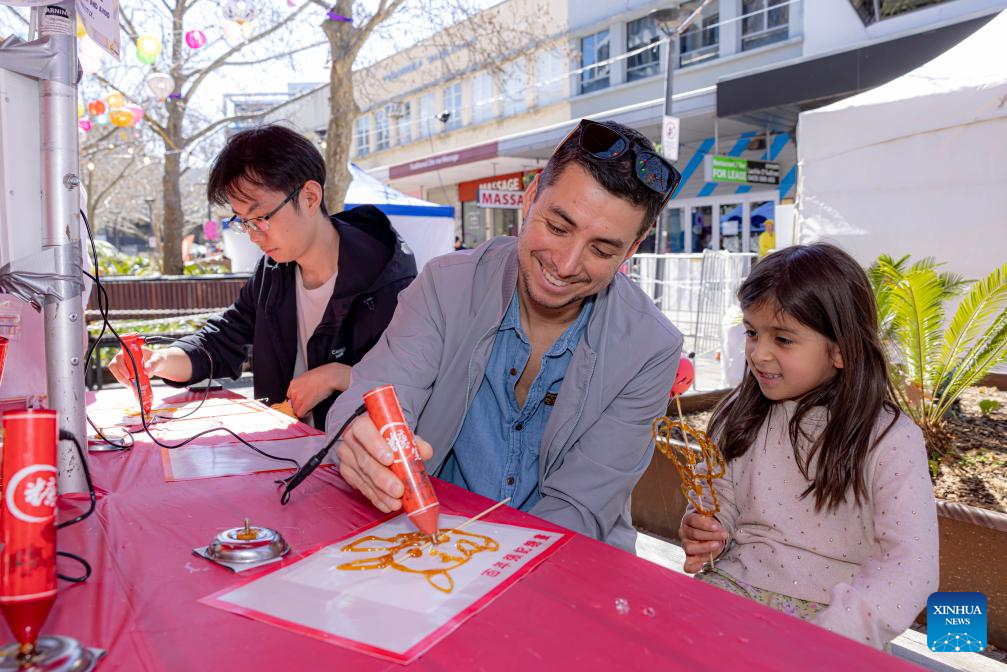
[869, 254, 1007, 456]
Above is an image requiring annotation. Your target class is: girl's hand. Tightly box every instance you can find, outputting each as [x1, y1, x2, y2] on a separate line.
[679, 512, 728, 574]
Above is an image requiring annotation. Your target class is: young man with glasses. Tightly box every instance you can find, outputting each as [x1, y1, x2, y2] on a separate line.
[107, 125, 416, 430]
[326, 119, 684, 551]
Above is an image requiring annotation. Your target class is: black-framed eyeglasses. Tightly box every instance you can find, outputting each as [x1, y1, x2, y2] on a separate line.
[559, 119, 682, 211]
[224, 185, 303, 235]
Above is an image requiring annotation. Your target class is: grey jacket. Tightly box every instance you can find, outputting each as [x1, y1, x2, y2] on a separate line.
[326, 237, 683, 551]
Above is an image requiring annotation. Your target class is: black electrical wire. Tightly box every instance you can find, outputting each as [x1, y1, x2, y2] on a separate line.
[80, 211, 300, 470]
[279, 402, 366, 504]
[55, 431, 93, 583]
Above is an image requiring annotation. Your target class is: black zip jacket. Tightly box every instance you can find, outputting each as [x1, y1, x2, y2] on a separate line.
[171, 205, 417, 430]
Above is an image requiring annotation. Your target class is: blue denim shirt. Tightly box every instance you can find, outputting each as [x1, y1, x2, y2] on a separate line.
[438, 290, 594, 511]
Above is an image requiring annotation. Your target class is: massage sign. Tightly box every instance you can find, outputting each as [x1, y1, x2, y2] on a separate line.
[459, 170, 540, 211]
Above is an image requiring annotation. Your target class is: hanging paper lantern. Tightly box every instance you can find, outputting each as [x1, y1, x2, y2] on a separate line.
[203, 219, 219, 241]
[94, 112, 109, 126]
[135, 34, 162, 65]
[223, 0, 256, 23]
[125, 104, 144, 127]
[87, 100, 106, 116]
[106, 92, 125, 109]
[78, 35, 105, 75]
[77, 101, 84, 117]
[78, 119, 92, 132]
[184, 29, 206, 49]
[222, 20, 252, 45]
[146, 72, 174, 100]
[109, 107, 133, 128]
[79, 53, 101, 75]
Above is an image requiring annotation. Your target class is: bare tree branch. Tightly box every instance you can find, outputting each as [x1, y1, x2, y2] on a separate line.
[182, 1, 316, 103]
[2, 6, 29, 27]
[119, 10, 141, 42]
[354, 0, 409, 55]
[183, 82, 327, 147]
[93, 73, 173, 147]
[220, 40, 327, 67]
[94, 155, 139, 215]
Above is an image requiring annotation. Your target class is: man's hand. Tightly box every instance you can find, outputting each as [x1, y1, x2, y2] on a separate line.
[286, 362, 352, 418]
[679, 512, 728, 574]
[336, 414, 433, 513]
[108, 346, 167, 388]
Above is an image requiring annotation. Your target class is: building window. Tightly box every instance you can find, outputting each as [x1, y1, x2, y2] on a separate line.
[680, 4, 719, 67]
[741, 0, 789, 51]
[442, 82, 462, 130]
[374, 107, 390, 152]
[501, 60, 527, 117]
[849, 0, 954, 25]
[626, 16, 660, 81]
[391, 101, 411, 145]
[579, 29, 610, 94]
[418, 92, 436, 138]
[472, 72, 495, 124]
[535, 48, 565, 106]
[354, 115, 370, 157]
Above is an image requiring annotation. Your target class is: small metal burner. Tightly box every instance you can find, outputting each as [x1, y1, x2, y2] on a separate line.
[207, 518, 289, 564]
[0, 635, 100, 671]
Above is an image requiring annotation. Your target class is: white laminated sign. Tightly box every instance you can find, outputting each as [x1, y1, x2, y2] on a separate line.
[202, 513, 571, 663]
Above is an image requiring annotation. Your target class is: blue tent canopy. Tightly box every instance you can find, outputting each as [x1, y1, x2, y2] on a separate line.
[343, 163, 455, 218]
[719, 201, 775, 233]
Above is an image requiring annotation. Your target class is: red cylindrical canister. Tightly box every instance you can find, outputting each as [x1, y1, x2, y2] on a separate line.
[363, 385, 440, 536]
[0, 409, 58, 654]
[0, 336, 8, 388]
[120, 332, 152, 414]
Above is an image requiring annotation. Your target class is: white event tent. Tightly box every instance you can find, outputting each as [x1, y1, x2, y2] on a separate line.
[223, 164, 455, 273]
[795, 10, 1007, 280]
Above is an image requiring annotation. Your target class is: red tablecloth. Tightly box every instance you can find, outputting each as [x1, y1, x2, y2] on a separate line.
[39, 390, 918, 670]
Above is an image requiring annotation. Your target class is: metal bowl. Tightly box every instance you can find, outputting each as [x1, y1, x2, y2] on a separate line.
[207, 521, 288, 564]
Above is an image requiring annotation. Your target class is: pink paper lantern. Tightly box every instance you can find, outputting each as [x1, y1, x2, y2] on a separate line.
[125, 103, 145, 127]
[184, 30, 206, 49]
[669, 357, 695, 397]
[203, 219, 219, 241]
[78, 119, 92, 131]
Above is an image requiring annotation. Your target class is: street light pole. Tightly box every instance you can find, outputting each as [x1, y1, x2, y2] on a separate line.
[653, 1, 716, 254]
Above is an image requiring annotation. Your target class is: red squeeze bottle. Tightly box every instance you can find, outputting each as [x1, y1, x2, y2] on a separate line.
[0, 409, 58, 657]
[120, 332, 153, 415]
[362, 385, 440, 537]
[0, 336, 8, 388]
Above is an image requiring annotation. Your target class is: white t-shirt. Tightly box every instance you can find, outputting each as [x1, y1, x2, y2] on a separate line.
[293, 266, 338, 424]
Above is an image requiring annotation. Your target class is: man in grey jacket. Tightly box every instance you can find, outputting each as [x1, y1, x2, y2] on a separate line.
[326, 119, 684, 551]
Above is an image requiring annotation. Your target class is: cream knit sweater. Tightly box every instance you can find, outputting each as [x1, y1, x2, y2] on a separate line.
[685, 401, 939, 649]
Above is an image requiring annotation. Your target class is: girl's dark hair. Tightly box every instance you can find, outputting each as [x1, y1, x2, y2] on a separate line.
[708, 243, 900, 511]
[208, 124, 328, 216]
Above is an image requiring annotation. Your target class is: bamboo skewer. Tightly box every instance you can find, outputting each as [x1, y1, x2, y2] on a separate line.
[671, 396, 715, 568]
[421, 497, 512, 552]
[653, 407, 726, 572]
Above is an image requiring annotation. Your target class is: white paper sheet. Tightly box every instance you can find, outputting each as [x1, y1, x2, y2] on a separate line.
[163, 434, 332, 481]
[204, 514, 569, 662]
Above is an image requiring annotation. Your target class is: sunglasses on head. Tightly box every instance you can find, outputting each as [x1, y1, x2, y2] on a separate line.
[558, 119, 682, 211]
